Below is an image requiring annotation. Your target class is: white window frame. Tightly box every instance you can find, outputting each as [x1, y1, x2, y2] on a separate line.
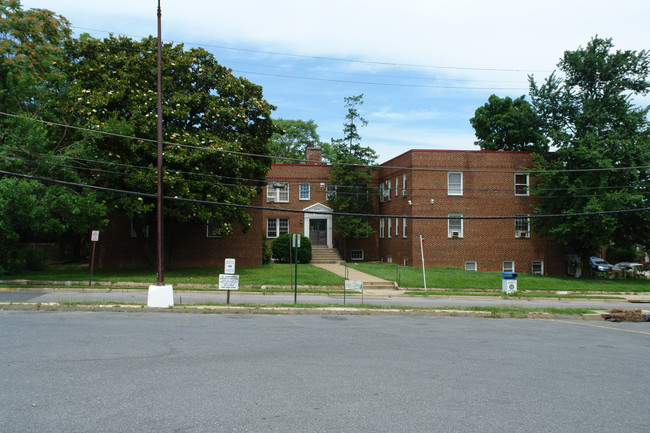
[448, 214, 463, 238]
[515, 173, 529, 196]
[267, 218, 289, 238]
[299, 183, 310, 200]
[267, 182, 289, 203]
[402, 218, 407, 238]
[387, 218, 392, 238]
[387, 180, 392, 201]
[448, 172, 463, 196]
[532, 261, 544, 275]
[351, 250, 364, 261]
[402, 173, 407, 197]
[503, 261, 515, 272]
[379, 183, 385, 203]
[326, 183, 337, 200]
[395, 218, 399, 237]
[465, 261, 477, 271]
[395, 177, 399, 197]
[379, 218, 385, 238]
[515, 214, 530, 238]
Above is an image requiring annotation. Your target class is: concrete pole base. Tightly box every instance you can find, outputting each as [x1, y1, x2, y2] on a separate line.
[147, 285, 174, 307]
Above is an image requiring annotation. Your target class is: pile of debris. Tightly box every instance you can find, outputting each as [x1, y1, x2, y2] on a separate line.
[602, 308, 650, 322]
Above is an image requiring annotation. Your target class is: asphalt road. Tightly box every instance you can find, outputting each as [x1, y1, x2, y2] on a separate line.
[0, 289, 642, 311]
[1, 310, 648, 432]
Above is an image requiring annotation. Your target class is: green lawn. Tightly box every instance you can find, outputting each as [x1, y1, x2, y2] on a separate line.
[2, 263, 345, 288]
[3, 261, 650, 294]
[348, 262, 650, 293]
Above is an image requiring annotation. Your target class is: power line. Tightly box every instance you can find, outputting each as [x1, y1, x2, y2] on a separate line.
[1, 169, 647, 220]
[4, 112, 650, 176]
[70, 25, 550, 74]
[3, 149, 647, 199]
[232, 70, 528, 91]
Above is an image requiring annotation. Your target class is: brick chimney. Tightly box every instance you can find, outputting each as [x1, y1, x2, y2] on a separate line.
[305, 146, 322, 165]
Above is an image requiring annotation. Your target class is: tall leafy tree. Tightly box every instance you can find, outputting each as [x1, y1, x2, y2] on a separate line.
[0, 1, 107, 272]
[57, 34, 278, 266]
[327, 94, 377, 247]
[529, 37, 650, 274]
[470, 94, 548, 152]
[268, 118, 323, 163]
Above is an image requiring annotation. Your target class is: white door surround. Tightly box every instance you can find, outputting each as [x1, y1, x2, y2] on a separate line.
[303, 203, 333, 248]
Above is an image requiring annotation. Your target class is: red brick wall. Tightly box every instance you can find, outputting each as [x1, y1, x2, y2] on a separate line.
[263, 163, 332, 242]
[377, 150, 564, 275]
[96, 203, 263, 270]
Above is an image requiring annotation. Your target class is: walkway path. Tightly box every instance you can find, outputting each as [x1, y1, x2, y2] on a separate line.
[312, 263, 403, 296]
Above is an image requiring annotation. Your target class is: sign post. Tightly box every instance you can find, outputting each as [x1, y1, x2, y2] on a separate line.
[221, 258, 237, 304]
[420, 234, 427, 290]
[89, 230, 99, 287]
[292, 234, 300, 304]
[344, 280, 363, 305]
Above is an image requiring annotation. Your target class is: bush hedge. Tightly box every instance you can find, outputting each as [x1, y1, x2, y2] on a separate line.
[271, 233, 312, 263]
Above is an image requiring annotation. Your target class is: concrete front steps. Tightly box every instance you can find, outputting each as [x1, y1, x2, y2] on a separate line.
[310, 246, 343, 264]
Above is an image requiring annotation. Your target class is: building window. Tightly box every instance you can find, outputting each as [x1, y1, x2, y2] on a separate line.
[515, 173, 529, 196]
[267, 218, 289, 238]
[299, 183, 310, 200]
[448, 172, 463, 196]
[206, 218, 224, 238]
[379, 218, 385, 238]
[395, 177, 399, 197]
[351, 250, 364, 260]
[465, 261, 477, 271]
[326, 183, 337, 200]
[402, 173, 407, 197]
[395, 218, 399, 236]
[387, 180, 392, 201]
[503, 261, 515, 272]
[387, 218, 392, 238]
[379, 183, 385, 203]
[402, 218, 407, 238]
[515, 215, 530, 238]
[448, 214, 463, 238]
[267, 182, 289, 202]
[532, 261, 544, 275]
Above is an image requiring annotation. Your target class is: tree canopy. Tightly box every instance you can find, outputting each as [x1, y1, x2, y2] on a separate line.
[327, 94, 378, 242]
[0, 2, 279, 270]
[470, 94, 548, 152]
[268, 118, 323, 163]
[58, 35, 278, 238]
[529, 37, 650, 271]
[0, 0, 107, 272]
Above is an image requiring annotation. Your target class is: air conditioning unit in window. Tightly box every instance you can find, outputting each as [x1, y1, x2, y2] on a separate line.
[451, 231, 460, 238]
[516, 230, 529, 238]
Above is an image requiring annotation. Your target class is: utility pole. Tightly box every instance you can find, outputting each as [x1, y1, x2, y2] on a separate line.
[147, 0, 174, 307]
[156, 0, 164, 286]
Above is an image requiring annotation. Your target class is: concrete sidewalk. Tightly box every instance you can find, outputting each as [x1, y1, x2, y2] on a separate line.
[312, 263, 402, 295]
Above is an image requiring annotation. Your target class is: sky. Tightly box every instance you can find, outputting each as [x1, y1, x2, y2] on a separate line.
[21, 0, 650, 163]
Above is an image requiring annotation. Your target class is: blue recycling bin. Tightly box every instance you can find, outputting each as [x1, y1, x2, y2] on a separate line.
[502, 272, 517, 294]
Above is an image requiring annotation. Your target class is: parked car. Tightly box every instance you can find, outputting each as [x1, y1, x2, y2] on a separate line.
[590, 256, 613, 273]
[613, 262, 648, 277]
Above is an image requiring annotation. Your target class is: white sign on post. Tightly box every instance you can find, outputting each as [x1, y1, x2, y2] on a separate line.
[91, 230, 100, 242]
[292, 233, 301, 248]
[224, 258, 236, 275]
[345, 280, 363, 291]
[219, 274, 239, 291]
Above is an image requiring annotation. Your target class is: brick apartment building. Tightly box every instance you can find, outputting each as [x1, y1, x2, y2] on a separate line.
[96, 147, 565, 275]
[374, 149, 564, 275]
